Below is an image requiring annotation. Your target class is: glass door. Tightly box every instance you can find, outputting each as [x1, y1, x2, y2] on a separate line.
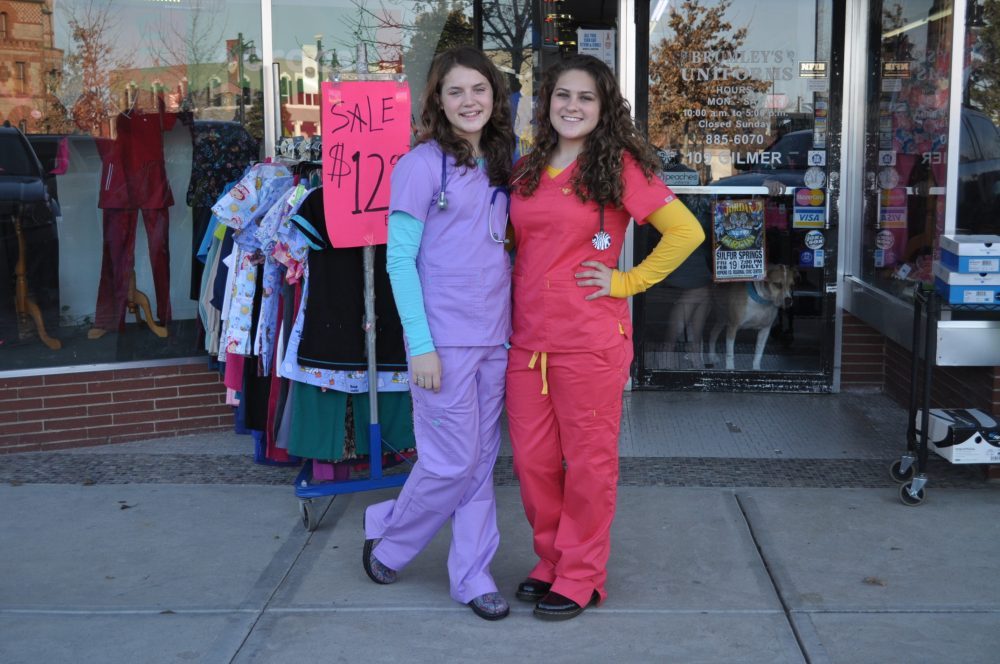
[634, 0, 845, 391]
[859, 0, 955, 299]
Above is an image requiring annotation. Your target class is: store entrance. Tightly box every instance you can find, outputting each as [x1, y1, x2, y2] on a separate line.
[633, 0, 845, 392]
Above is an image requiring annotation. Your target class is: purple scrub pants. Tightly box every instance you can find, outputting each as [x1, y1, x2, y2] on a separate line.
[364, 344, 507, 604]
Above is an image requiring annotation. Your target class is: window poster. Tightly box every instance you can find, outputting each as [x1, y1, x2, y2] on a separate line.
[713, 199, 766, 281]
[577, 28, 616, 73]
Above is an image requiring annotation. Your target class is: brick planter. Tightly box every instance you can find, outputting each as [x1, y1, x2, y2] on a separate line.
[0, 363, 231, 454]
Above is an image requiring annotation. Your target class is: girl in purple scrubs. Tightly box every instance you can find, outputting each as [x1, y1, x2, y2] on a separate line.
[362, 46, 515, 621]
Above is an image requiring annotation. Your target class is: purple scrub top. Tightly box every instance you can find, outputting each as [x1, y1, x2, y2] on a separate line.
[389, 140, 511, 347]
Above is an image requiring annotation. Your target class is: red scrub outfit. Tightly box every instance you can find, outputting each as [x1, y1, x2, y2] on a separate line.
[506, 155, 676, 608]
[93, 110, 177, 329]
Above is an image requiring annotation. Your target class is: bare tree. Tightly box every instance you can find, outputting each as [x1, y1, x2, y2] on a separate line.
[36, 70, 76, 134]
[148, 0, 229, 107]
[481, 0, 532, 89]
[60, 0, 133, 136]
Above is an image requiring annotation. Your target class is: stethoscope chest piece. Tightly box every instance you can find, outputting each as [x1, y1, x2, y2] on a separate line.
[591, 206, 611, 251]
[592, 230, 612, 251]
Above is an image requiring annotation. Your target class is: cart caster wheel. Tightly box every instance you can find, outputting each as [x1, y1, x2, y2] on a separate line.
[299, 499, 320, 531]
[890, 459, 915, 483]
[899, 481, 926, 506]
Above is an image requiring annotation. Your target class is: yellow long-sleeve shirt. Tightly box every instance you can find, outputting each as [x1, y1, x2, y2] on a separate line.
[543, 165, 705, 298]
[609, 198, 705, 297]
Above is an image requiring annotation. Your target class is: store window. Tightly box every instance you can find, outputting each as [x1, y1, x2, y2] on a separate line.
[272, 1, 536, 142]
[859, 0, 954, 300]
[0, 0, 262, 372]
[16, 62, 27, 94]
[958, 0, 1000, 236]
[636, 0, 841, 384]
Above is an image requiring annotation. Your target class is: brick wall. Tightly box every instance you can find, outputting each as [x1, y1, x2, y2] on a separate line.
[840, 313, 885, 391]
[884, 340, 1000, 417]
[840, 312, 1000, 418]
[0, 363, 231, 454]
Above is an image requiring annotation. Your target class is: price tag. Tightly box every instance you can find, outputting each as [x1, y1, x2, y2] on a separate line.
[322, 80, 411, 247]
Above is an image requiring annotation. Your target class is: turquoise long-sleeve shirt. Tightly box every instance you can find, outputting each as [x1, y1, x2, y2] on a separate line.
[386, 210, 435, 356]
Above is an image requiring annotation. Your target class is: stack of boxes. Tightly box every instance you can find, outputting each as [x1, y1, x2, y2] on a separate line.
[933, 235, 1000, 305]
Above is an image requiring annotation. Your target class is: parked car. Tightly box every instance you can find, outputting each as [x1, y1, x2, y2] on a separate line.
[956, 106, 1000, 235]
[0, 125, 61, 344]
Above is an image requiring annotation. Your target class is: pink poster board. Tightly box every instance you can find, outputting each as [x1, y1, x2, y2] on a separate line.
[321, 80, 411, 247]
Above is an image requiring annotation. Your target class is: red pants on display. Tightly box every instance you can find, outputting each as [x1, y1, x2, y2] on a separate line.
[504, 337, 632, 608]
[94, 208, 171, 330]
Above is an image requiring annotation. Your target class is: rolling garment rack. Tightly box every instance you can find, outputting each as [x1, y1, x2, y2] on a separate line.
[891, 286, 1000, 506]
[286, 60, 414, 531]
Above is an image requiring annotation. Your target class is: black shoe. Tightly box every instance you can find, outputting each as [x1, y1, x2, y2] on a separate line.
[362, 512, 397, 585]
[516, 577, 552, 602]
[532, 590, 600, 621]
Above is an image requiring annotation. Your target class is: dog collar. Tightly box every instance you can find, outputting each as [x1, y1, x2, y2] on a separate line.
[746, 281, 770, 306]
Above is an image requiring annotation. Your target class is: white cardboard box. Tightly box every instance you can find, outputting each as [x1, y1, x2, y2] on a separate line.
[916, 408, 1000, 464]
[933, 262, 1000, 305]
[940, 234, 1000, 273]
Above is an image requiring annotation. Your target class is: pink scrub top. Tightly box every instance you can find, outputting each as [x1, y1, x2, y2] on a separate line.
[509, 154, 676, 352]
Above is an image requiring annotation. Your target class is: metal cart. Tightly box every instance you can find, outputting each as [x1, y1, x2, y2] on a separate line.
[293, 246, 414, 532]
[891, 287, 1000, 505]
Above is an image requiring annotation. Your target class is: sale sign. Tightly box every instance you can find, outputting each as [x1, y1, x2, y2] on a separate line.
[322, 80, 411, 247]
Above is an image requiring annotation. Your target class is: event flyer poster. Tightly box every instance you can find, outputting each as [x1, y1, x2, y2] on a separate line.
[712, 199, 766, 281]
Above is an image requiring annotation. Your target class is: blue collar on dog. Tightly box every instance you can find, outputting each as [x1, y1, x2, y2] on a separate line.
[747, 281, 770, 306]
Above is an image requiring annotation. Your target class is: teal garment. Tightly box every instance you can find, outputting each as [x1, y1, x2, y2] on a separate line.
[288, 386, 415, 461]
[387, 210, 435, 356]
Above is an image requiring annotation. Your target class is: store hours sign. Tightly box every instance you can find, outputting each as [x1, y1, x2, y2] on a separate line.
[321, 80, 411, 247]
[676, 49, 793, 170]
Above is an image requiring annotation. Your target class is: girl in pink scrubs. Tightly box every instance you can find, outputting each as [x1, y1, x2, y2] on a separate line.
[507, 54, 704, 620]
[362, 47, 516, 621]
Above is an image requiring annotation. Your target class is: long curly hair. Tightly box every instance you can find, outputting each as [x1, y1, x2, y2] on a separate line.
[514, 54, 660, 208]
[417, 46, 514, 187]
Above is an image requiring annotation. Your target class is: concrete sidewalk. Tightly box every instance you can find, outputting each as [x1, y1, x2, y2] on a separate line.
[2, 393, 999, 663]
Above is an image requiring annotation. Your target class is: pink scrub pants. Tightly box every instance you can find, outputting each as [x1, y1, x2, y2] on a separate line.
[365, 344, 507, 604]
[504, 337, 632, 608]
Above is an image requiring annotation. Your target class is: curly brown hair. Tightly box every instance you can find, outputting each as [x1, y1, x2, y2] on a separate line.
[417, 46, 514, 187]
[514, 54, 660, 208]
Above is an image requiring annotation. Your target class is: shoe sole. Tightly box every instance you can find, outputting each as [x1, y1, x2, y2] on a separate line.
[362, 538, 393, 585]
[532, 593, 599, 621]
[362, 511, 394, 585]
[468, 602, 510, 621]
[532, 606, 585, 621]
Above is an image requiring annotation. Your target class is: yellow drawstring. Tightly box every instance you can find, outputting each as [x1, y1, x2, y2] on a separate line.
[527, 351, 549, 395]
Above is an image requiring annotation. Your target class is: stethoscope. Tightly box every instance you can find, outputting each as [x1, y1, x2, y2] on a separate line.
[437, 152, 510, 244]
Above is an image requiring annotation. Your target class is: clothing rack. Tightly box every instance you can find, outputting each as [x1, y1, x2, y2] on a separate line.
[287, 63, 414, 531]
